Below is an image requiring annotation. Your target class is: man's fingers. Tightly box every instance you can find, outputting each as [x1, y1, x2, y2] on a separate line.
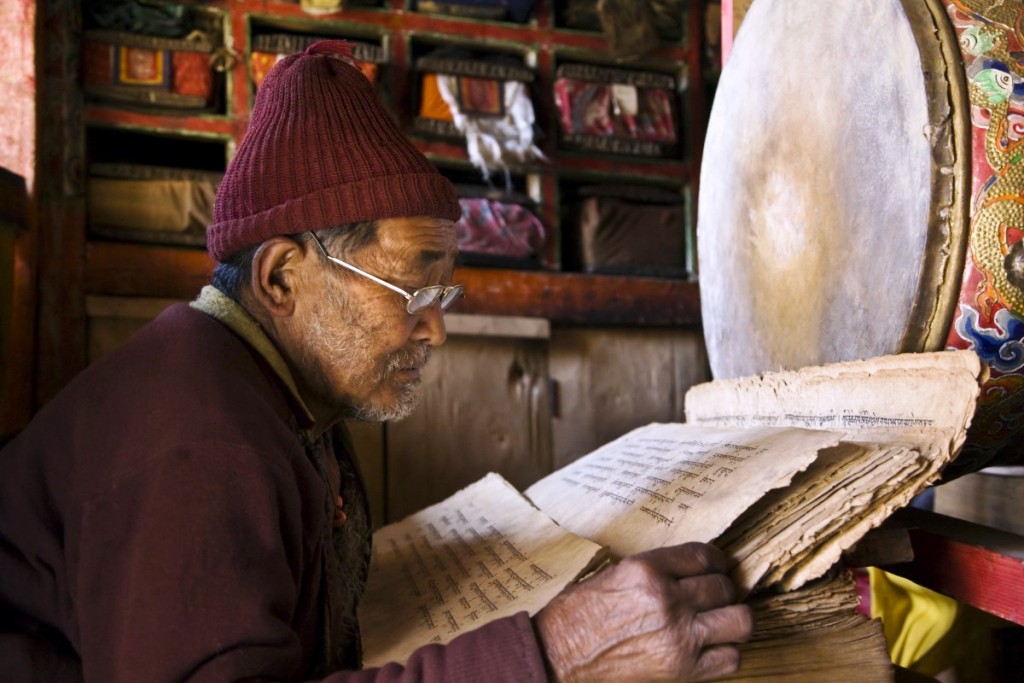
[694, 603, 754, 646]
[640, 542, 729, 579]
[676, 572, 737, 612]
[689, 643, 743, 682]
[687, 606, 754, 682]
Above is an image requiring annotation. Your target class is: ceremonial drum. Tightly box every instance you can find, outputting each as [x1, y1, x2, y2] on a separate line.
[698, 0, 1024, 476]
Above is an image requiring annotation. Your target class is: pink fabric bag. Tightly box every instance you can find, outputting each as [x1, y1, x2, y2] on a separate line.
[456, 197, 546, 262]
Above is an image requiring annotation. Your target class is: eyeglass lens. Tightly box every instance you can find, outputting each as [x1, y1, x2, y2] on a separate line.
[408, 285, 463, 314]
[440, 286, 463, 309]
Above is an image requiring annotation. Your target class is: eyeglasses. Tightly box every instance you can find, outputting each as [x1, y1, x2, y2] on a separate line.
[306, 231, 464, 315]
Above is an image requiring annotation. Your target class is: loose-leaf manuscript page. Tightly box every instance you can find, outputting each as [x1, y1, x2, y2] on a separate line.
[524, 424, 841, 559]
[684, 349, 981, 455]
[359, 473, 605, 667]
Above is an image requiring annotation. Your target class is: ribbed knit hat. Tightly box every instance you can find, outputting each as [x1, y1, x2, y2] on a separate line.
[207, 40, 462, 261]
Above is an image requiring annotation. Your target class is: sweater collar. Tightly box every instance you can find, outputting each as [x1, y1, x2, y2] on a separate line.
[190, 285, 318, 432]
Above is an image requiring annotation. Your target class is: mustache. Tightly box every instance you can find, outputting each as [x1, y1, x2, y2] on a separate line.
[384, 343, 431, 375]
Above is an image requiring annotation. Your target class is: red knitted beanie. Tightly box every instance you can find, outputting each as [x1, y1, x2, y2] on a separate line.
[207, 40, 461, 261]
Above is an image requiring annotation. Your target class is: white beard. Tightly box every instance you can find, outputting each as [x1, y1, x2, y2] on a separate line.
[301, 282, 430, 423]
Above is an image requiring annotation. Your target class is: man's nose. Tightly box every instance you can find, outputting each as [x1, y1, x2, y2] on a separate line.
[413, 304, 447, 347]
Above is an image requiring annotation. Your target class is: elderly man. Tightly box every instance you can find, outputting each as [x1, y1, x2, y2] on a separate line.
[0, 41, 751, 681]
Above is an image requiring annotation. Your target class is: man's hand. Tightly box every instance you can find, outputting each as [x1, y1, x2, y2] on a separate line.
[534, 542, 752, 682]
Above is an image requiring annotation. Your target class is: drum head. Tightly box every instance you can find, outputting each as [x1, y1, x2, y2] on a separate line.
[698, 0, 969, 379]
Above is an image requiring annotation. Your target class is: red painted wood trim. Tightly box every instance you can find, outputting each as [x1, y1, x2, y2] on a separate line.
[231, 1, 688, 60]
[553, 153, 693, 181]
[454, 267, 702, 326]
[84, 106, 240, 139]
[84, 241, 702, 326]
[879, 508, 1024, 626]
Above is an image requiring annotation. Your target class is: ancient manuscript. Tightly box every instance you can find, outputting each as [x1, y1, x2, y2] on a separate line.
[359, 350, 983, 675]
[359, 473, 606, 668]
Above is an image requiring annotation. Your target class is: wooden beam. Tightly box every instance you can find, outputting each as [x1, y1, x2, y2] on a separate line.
[454, 267, 702, 326]
[443, 313, 550, 339]
[34, 0, 89, 406]
[878, 507, 1024, 626]
[85, 241, 703, 327]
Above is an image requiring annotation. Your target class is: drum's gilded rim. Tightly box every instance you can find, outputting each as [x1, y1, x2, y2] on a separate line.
[899, 0, 972, 353]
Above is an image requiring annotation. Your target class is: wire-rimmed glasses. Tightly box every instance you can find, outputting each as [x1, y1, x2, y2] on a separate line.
[306, 231, 464, 315]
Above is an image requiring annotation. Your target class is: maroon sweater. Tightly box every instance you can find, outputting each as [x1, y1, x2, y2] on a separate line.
[0, 302, 548, 682]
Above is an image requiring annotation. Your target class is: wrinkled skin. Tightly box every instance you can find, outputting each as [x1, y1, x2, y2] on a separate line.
[535, 543, 753, 682]
[247, 216, 457, 433]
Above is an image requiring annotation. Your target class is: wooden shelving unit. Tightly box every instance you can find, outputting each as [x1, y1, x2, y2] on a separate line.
[35, 0, 708, 402]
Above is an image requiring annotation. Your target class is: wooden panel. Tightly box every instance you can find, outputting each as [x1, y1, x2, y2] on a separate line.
[85, 242, 213, 299]
[880, 508, 1024, 626]
[934, 472, 1024, 537]
[346, 420, 386, 528]
[443, 313, 549, 339]
[85, 295, 183, 363]
[385, 326, 552, 522]
[548, 327, 709, 470]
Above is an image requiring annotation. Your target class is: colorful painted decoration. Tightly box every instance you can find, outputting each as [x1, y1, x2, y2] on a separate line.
[944, 0, 1024, 473]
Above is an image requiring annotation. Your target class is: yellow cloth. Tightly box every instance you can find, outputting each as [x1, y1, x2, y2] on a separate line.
[869, 568, 999, 679]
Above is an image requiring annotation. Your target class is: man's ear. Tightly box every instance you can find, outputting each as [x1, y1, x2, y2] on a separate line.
[249, 236, 308, 317]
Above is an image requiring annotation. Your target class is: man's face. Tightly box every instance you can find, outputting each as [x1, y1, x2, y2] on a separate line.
[295, 216, 458, 422]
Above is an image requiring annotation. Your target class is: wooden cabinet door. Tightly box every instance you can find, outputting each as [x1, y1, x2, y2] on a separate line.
[549, 328, 709, 470]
